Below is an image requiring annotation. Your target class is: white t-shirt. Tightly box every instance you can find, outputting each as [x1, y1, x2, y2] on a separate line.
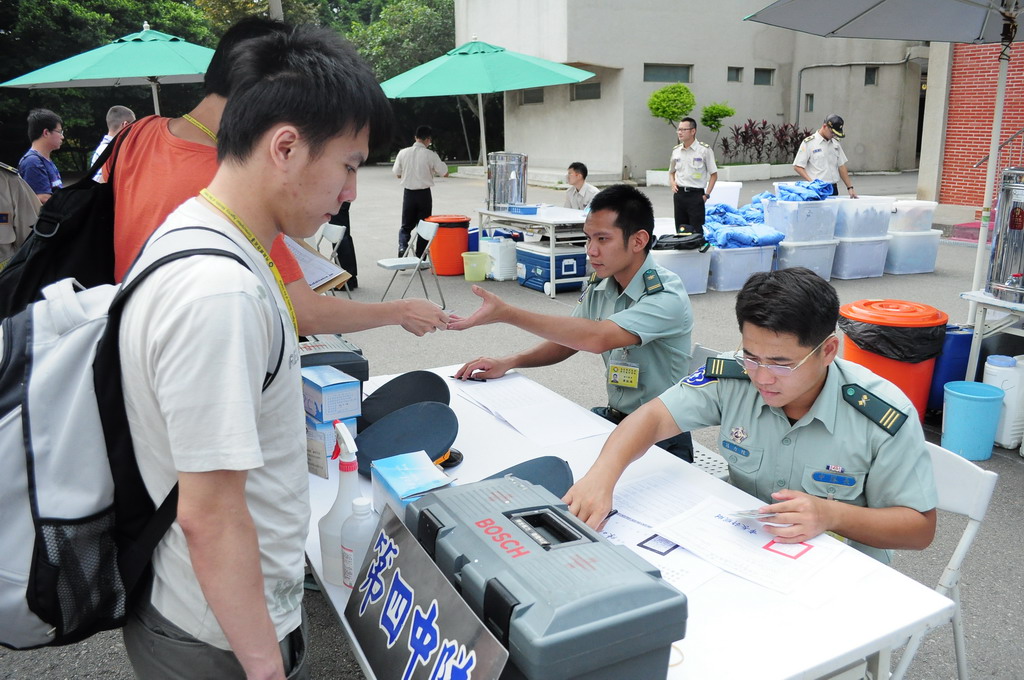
[120, 198, 307, 649]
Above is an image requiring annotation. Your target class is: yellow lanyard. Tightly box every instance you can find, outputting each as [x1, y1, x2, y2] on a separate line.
[182, 114, 218, 143]
[199, 188, 298, 336]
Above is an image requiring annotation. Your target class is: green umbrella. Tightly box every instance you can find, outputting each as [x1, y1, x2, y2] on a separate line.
[0, 23, 214, 115]
[381, 40, 595, 163]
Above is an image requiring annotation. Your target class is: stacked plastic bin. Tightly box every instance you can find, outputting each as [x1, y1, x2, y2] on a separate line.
[828, 196, 894, 279]
[885, 200, 941, 274]
[762, 199, 839, 281]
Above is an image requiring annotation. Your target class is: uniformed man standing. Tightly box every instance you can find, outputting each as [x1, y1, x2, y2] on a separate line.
[392, 125, 448, 257]
[564, 267, 937, 563]
[0, 162, 41, 268]
[451, 184, 696, 462]
[668, 117, 718, 233]
[793, 115, 859, 198]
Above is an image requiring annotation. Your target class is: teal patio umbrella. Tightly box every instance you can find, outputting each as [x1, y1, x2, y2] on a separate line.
[1, 23, 214, 115]
[380, 40, 595, 163]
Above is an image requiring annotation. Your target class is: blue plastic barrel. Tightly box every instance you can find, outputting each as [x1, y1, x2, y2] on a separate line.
[927, 325, 974, 411]
[941, 381, 1004, 460]
[467, 227, 479, 252]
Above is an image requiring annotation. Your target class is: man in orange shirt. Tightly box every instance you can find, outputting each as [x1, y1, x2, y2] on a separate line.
[111, 17, 447, 337]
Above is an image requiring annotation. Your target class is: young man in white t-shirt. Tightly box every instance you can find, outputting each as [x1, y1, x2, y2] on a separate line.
[119, 25, 393, 680]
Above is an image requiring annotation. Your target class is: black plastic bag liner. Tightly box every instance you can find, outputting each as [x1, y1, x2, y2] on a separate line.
[838, 318, 947, 363]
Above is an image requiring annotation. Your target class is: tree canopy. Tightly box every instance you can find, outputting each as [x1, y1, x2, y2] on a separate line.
[647, 84, 696, 128]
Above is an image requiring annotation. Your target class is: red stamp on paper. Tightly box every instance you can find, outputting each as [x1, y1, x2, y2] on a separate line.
[763, 540, 813, 559]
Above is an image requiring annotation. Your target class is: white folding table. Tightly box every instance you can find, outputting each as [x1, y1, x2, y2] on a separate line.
[305, 366, 954, 680]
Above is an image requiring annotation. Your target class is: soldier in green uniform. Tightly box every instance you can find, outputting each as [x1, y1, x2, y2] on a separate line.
[450, 184, 695, 461]
[564, 267, 937, 563]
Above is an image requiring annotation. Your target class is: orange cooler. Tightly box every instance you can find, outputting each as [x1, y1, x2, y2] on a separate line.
[426, 215, 470, 275]
[839, 299, 949, 422]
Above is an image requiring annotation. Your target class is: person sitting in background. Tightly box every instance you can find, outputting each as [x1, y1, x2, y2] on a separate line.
[564, 161, 599, 210]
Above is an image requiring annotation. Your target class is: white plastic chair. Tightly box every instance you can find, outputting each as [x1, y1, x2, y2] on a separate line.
[315, 222, 352, 299]
[377, 220, 445, 308]
[890, 442, 999, 680]
[689, 343, 722, 374]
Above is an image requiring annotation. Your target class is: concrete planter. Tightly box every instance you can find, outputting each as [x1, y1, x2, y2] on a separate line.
[770, 163, 795, 178]
[718, 164, 771, 181]
[646, 169, 670, 187]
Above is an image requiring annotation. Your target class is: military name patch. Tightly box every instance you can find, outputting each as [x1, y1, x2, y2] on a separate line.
[722, 440, 750, 457]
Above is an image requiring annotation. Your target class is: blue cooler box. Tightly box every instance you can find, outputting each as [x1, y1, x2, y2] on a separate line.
[516, 242, 587, 293]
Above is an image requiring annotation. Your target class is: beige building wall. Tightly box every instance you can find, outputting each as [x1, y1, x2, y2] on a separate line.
[457, 0, 924, 178]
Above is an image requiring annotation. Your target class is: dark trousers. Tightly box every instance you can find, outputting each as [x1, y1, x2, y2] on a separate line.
[827, 182, 839, 197]
[328, 202, 357, 288]
[591, 406, 694, 463]
[399, 188, 432, 257]
[673, 188, 706, 233]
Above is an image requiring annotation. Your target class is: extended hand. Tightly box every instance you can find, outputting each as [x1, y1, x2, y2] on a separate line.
[446, 285, 507, 331]
[453, 356, 513, 380]
[562, 472, 616, 530]
[398, 299, 449, 336]
[758, 489, 836, 543]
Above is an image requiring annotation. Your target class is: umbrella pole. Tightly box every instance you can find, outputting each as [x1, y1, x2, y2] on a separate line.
[969, 28, 1013, 318]
[478, 92, 487, 165]
[150, 79, 161, 116]
[456, 96, 473, 162]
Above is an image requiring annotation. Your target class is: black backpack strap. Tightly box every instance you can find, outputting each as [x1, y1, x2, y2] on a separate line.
[95, 226, 285, 595]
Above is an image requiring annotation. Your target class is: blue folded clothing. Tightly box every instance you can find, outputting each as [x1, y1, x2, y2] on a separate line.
[776, 179, 834, 201]
[703, 221, 785, 248]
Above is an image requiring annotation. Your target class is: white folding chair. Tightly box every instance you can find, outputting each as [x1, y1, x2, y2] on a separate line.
[686, 343, 732, 479]
[315, 222, 352, 299]
[689, 342, 722, 374]
[377, 220, 445, 308]
[890, 442, 999, 680]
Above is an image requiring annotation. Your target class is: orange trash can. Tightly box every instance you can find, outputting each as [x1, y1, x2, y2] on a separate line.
[426, 215, 470, 275]
[839, 300, 949, 422]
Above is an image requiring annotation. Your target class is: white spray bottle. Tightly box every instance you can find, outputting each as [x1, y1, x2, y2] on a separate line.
[317, 420, 360, 586]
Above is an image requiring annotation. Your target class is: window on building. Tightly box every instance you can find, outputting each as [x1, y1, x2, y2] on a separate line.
[865, 66, 879, 86]
[727, 66, 743, 82]
[753, 68, 774, 86]
[643, 63, 692, 83]
[571, 82, 601, 101]
[804, 93, 814, 112]
[521, 88, 544, 105]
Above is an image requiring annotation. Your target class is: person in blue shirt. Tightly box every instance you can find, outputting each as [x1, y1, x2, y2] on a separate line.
[18, 108, 64, 204]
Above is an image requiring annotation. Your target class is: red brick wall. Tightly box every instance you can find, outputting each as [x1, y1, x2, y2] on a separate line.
[940, 43, 1024, 209]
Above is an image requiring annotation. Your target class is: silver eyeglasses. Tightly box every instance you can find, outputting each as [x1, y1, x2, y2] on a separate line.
[733, 333, 835, 377]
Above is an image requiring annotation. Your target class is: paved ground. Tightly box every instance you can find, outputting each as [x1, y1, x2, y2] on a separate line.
[2, 168, 1021, 679]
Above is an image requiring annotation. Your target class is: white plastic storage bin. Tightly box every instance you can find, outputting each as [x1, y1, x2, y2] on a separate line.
[761, 199, 839, 242]
[709, 246, 776, 291]
[831, 196, 895, 238]
[884, 229, 942, 274]
[889, 200, 938, 232]
[708, 181, 742, 208]
[831, 235, 891, 279]
[983, 355, 1024, 449]
[650, 248, 712, 295]
[775, 239, 839, 280]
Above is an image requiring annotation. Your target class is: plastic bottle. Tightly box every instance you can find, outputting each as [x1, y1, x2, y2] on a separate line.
[341, 497, 380, 588]
[317, 421, 361, 586]
[983, 355, 1023, 448]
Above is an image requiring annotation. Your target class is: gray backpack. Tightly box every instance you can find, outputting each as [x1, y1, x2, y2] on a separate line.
[0, 226, 282, 649]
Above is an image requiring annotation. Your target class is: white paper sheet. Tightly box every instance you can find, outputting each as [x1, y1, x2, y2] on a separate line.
[495, 401, 613, 446]
[283, 235, 346, 289]
[655, 497, 842, 594]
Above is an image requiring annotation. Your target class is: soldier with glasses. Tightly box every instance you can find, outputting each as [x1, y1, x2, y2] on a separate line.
[564, 267, 938, 564]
